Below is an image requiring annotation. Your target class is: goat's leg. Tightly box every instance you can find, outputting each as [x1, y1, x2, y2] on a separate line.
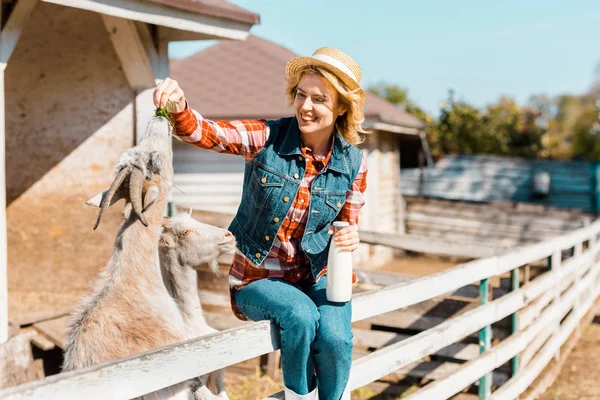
[191, 377, 221, 400]
[213, 370, 230, 400]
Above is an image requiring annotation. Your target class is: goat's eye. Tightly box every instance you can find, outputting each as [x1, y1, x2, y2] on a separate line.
[182, 230, 192, 237]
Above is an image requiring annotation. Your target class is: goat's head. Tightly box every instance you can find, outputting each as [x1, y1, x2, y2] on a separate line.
[159, 209, 236, 274]
[87, 117, 173, 230]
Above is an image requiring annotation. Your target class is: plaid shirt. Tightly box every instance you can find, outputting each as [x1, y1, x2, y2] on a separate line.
[172, 107, 368, 320]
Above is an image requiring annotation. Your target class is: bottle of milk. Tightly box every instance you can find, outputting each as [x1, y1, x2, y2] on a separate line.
[326, 221, 353, 303]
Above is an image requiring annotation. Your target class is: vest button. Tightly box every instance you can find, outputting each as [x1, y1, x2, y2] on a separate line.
[255, 252, 261, 258]
[337, 202, 342, 208]
[283, 197, 289, 203]
[298, 156, 303, 161]
[265, 236, 270, 241]
[261, 177, 267, 183]
[293, 173, 299, 179]
[273, 217, 280, 223]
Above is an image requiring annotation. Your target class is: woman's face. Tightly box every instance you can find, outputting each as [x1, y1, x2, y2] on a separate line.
[294, 72, 345, 138]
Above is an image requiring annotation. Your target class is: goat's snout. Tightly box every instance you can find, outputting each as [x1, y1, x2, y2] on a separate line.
[220, 231, 235, 246]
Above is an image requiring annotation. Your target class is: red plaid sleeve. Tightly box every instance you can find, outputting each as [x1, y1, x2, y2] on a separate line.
[336, 152, 368, 225]
[170, 106, 269, 161]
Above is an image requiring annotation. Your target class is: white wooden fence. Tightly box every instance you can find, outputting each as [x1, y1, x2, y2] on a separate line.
[1, 220, 600, 399]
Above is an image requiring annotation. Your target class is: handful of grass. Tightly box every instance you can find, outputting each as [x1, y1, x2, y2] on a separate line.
[153, 100, 175, 126]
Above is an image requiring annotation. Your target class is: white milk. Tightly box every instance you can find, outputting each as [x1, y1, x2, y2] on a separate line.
[326, 221, 353, 302]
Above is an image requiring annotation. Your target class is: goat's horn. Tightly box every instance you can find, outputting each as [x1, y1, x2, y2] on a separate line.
[143, 184, 159, 213]
[93, 167, 129, 230]
[129, 167, 148, 227]
[187, 206, 192, 216]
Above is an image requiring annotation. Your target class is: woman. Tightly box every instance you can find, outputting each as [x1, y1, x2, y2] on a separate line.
[153, 47, 368, 400]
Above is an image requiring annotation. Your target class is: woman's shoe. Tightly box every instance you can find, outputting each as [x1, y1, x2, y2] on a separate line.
[284, 386, 318, 400]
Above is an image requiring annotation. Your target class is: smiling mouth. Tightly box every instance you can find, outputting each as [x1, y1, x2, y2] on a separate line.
[300, 114, 317, 123]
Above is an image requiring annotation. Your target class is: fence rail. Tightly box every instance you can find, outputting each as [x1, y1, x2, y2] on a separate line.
[2, 221, 600, 400]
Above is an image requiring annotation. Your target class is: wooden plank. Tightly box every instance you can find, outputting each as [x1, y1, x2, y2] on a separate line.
[353, 329, 479, 361]
[0, 0, 37, 63]
[31, 332, 57, 351]
[9, 306, 72, 327]
[32, 317, 69, 350]
[42, 0, 252, 40]
[353, 269, 415, 287]
[0, 67, 5, 344]
[358, 231, 497, 259]
[392, 360, 509, 387]
[406, 225, 554, 245]
[0, 0, 37, 346]
[101, 15, 154, 91]
[406, 212, 580, 235]
[405, 197, 590, 220]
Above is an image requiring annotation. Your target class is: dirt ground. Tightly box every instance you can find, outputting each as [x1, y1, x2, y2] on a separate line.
[539, 314, 600, 400]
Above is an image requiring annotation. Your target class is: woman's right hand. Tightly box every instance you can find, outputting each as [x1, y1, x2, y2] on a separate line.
[153, 78, 187, 113]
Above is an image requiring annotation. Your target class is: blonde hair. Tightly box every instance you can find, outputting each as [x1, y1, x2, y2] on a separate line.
[285, 65, 370, 145]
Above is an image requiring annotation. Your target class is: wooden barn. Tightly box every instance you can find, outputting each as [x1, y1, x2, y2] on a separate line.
[0, 0, 259, 386]
[169, 35, 428, 266]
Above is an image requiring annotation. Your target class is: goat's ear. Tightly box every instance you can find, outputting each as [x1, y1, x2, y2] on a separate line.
[86, 189, 125, 208]
[159, 232, 175, 248]
[86, 192, 104, 208]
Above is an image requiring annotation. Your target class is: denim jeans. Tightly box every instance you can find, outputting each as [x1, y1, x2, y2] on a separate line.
[233, 276, 353, 400]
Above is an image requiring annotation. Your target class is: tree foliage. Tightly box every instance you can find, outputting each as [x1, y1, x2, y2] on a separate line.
[369, 83, 546, 159]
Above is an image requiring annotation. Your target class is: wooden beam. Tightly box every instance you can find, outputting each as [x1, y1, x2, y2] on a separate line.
[0, 0, 37, 345]
[0, 0, 38, 63]
[359, 230, 496, 259]
[134, 25, 169, 144]
[0, 66, 6, 344]
[42, 0, 252, 40]
[101, 15, 154, 91]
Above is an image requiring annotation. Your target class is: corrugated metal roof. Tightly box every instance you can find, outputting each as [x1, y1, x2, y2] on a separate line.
[171, 35, 425, 129]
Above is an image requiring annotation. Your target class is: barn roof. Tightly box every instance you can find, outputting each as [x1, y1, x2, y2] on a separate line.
[171, 35, 426, 130]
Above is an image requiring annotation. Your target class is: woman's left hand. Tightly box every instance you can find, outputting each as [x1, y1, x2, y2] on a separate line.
[328, 224, 360, 252]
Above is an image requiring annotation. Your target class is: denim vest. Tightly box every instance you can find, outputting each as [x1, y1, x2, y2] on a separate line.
[228, 117, 363, 280]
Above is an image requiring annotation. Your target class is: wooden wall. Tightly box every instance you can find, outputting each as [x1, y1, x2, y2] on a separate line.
[404, 197, 592, 252]
[401, 154, 595, 212]
[6, 3, 134, 317]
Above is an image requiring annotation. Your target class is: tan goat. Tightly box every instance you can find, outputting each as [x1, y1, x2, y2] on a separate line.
[160, 211, 235, 399]
[63, 117, 229, 399]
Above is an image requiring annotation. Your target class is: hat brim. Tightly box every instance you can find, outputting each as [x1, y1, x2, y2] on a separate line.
[286, 56, 362, 92]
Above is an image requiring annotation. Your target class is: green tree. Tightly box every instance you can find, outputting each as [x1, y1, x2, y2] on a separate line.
[368, 83, 439, 156]
[369, 84, 545, 159]
[436, 90, 484, 154]
[481, 97, 543, 158]
[571, 107, 600, 160]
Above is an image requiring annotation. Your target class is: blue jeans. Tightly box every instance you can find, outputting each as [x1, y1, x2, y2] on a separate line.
[233, 276, 353, 400]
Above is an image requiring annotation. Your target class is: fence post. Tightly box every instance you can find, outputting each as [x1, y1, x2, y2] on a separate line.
[510, 267, 520, 376]
[479, 277, 492, 399]
[549, 251, 562, 362]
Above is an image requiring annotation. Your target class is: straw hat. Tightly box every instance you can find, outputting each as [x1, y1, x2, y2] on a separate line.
[285, 47, 362, 91]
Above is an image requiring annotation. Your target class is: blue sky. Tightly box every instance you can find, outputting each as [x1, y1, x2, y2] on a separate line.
[169, 0, 600, 115]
